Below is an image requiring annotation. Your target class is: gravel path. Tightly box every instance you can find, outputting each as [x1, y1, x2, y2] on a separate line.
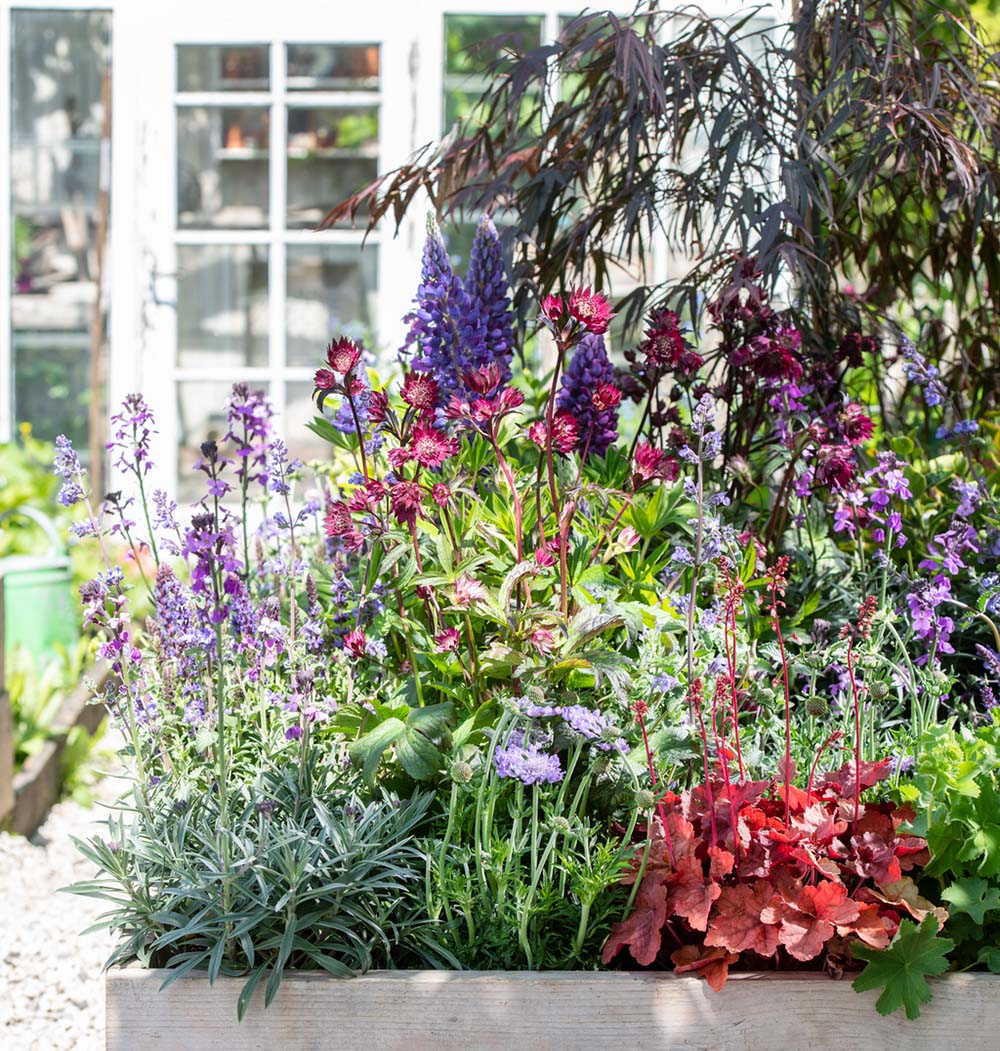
[1, 769, 123, 1051]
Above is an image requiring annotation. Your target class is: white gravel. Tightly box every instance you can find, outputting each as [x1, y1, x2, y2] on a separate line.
[0, 769, 124, 1051]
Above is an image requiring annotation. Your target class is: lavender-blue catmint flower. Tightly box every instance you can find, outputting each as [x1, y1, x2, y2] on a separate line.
[556, 333, 620, 459]
[900, 336, 947, 407]
[53, 434, 85, 506]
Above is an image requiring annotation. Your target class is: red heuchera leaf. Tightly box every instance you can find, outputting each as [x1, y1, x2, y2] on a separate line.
[817, 758, 890, 799]
[602, 870, 668, 967]
[851, 830, 902, 884]
[666, 855, 721, 932]
[760, 880, 860, 962]
[708, 845, 735, 879]
[846, 901, 894, 950]
[792, 802, 849, 846]
[670, 944, 739, 992]
[859, 877, 949, 928]
[704, 882, 780, 957]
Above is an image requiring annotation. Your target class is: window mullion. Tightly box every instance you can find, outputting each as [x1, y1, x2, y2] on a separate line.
[269, 38, 288, 429]
[0, 5, 11, 441]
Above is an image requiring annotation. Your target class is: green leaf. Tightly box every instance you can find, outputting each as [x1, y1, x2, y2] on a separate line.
[941, 877, 1000, 924]
[852, 918, 954, 1020]
[349, 717, 406, 782]
[395, 730, 442, 780]
[977, 946, 1000, 974]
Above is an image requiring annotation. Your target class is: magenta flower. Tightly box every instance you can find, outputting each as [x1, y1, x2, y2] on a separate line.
[326, 337, 362, 376]
[453, 573, 488, 607]
[435, 627, 461, 653]
[409, 424, 459, 469]
[567, 287, 614, 335]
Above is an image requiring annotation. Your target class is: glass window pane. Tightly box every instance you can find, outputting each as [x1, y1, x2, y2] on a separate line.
[285, 381, 331, 463]
[12, 333, 92, 447]
[444, 15, 542, 75]
[177, 245, 269, 368]
[177, 106, 269, 228]
[177, 45, 269, 92]
[286, 106, 378, 229]
[10, 10, 111, 458]
[176, 380, 269, 502]
[443, 15, 542, 130]
[286, 244, 377, 365]
[286, 44, 379, 91]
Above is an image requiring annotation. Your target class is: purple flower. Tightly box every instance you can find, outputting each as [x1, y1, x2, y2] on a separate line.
[400, 216, 496, 404]
[652, 673, 679, 693]
[107, 394, 157, 477]
[900, 336, 947, 407]
[464, 215, 515, 385]
[556, 333, 620, 459]
[53, 435, 85, 506]
[224, 384, 274, 488]
[493, 729, 563, 785]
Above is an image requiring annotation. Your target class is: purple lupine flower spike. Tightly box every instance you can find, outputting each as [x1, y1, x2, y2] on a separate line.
[464, 215, 514, 385]
[556, 332, 620, 459]
[401, 215, 496, 404]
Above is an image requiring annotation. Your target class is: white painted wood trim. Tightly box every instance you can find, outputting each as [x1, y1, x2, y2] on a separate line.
[107, 968, 1000, 1051]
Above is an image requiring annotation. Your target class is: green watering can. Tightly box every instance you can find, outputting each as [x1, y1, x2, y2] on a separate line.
[0, 506, 78, 674]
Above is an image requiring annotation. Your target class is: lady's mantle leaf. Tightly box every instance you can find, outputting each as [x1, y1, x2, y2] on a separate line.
[941, 877, 1000, 925]
[852, 917, 954, 1020]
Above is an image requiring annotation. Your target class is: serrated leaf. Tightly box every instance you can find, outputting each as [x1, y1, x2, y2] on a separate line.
[852, 917, 954, 1020]
[941, 877, 1000, 924]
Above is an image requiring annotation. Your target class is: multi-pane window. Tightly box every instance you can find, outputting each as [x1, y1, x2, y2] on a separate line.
[173, 41, 380, 497]
[8, 10, 111, 454]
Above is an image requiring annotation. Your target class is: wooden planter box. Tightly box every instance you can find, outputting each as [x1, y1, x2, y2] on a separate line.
[106, 969, 999, 1051]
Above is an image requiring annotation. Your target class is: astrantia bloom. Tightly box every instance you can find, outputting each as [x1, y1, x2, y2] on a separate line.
[434, 627, 461, 652]
[400, 372, 439, 414]
[326, 337, 362, 376]
[431, 483, 451, 507]
[751, 326, 803, 381]
[528, 411, 579, 455]
[813, 444, 855, 491]
[343, 628, 368, 659]
[556, 333, 620, 458]
[453, 573, 488, 607]
[633, 441, 678, 484]
[390, 480, 424, 527]
[640, 308, 702, 376]
[540, 295, 564, 324]
[324, 501, 354, 537]
[839, 403, 874, 445]
[408, 424, 459, 469]
[567, 287, 614, 335]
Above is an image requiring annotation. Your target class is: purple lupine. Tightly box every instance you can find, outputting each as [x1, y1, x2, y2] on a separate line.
[492, 728, 563, 784]
[556, 333, 620, 459]
[53, 435, 85, 507]
[464, 215, 514, 385]
[401, 216, 490, 404]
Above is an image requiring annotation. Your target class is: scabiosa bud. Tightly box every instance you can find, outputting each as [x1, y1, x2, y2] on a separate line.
[567, 287, 614, 335]
[805, 694, 829, 718]
[556, 333, 620, 459]
[868, 681, 890, 701]
[450, 760, 474, 784]
[636, 789, 657, 810]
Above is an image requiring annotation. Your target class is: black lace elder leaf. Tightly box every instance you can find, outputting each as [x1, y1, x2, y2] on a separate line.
[322, 1, 1000, 405]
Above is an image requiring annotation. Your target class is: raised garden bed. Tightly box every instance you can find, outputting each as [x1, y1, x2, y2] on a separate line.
[106, 969, 999, 1051]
